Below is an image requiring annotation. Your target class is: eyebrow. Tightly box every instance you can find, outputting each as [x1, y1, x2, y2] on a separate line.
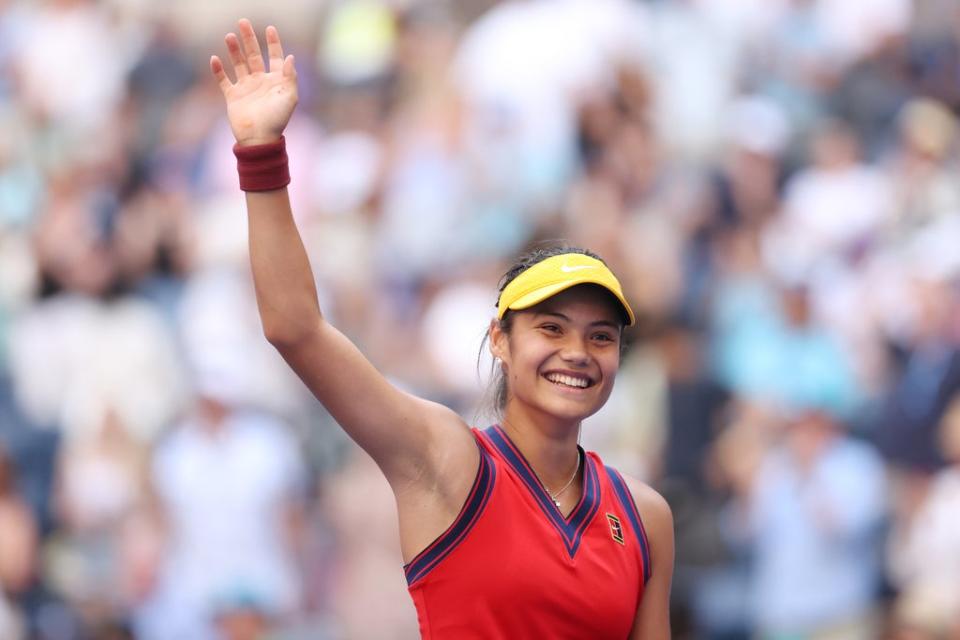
[533, 311, 622, 330]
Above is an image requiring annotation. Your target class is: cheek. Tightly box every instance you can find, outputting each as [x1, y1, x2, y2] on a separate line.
[600, 365, 619, 393]
[505, 335, 550, 371]
[507, 351, 543, 383]
[503, 350, 553, 396]
[595, 356, 621, 397]
[598, 348, 621, 376]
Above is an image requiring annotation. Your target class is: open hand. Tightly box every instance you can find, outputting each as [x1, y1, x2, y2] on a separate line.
[210, 19, 298, 146]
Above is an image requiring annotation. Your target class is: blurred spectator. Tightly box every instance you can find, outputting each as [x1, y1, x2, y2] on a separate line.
[710, 96, 790, 231]
[887, 393, 960, 638]
[873, 274, 960, 473]
[770, 119, 892, 278]
[13, 0, 130, 143]
[126, 19, 197, 156]
[135, 377, 307, 640]
[697, 95, 789, 320]
[44, 409, 152, 630]
[814, 0, 912, 65]
[734, 409, 888, 638]
[711, 264, 860, 418]
[827, 38, 913, 159]
[908, 0, 960, 110]
[644, 0, 740, 159]
[884, 97, 960, 235]
[455, 0, 649, 204]
[749, 0, 835, 133]
[7, 292, 187, 444]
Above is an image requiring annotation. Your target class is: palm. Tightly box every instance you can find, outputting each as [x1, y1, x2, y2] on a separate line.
[224, 70, 296, 143]
[211, 20, 298, 146]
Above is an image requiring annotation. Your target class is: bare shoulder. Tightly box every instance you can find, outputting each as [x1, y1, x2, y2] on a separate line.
[621, 474, 674, 640]
[619, 473, 674, 540]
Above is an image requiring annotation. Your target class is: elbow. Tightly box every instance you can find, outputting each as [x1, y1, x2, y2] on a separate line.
[264, 327, 309, 351]
[262, 316, 323, 350]
[263, 327, 297, 350]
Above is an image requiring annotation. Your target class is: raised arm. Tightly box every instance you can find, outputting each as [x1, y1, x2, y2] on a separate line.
[209, 20, 475, 495]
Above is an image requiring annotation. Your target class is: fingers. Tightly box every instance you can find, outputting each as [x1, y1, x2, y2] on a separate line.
[283, 54, 297, 79]
[210, 55, 233, 93]
[266, 25, 284, 74]
[237, 18, 266, 74]
[225, 33, 248, 79]
[219, 20, 280, 85]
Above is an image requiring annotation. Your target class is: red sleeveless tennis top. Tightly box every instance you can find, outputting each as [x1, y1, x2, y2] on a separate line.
[404, 425, 652, 639]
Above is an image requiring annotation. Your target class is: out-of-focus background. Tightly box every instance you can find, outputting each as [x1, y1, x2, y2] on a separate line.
[1, 0, 960, 638]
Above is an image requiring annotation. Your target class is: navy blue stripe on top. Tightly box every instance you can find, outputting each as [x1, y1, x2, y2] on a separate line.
[605, 466, 652, 584]
[404, 445, 496, 586]
[482, 425, 600, 559]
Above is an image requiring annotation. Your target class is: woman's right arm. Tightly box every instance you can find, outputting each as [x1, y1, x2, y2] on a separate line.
[210, 20, 476, 492]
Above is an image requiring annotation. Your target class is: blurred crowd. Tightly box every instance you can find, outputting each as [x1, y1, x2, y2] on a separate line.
[1, 0, 960, 638]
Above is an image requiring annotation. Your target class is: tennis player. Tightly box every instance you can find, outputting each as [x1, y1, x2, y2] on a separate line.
[210, 19, 673, 638]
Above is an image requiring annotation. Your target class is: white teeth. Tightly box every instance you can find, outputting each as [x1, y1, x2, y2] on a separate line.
[546, 373, 590, 388]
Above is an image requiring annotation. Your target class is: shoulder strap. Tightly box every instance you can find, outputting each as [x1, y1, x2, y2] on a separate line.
[404, 438, 496, 586]
[604, 466, 652, 584]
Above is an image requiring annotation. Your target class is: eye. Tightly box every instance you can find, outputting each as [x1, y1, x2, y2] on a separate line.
[538, 323, 562, 334]
[591, 332, 616, 343]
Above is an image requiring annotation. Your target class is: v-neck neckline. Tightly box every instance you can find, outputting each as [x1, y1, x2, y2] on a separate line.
[482, 425, 601, 558]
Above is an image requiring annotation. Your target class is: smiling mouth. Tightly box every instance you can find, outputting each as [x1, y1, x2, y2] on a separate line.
[543, 372, 594, 389]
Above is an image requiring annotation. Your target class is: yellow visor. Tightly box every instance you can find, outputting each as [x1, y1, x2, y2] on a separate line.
[497, 253, 636, 326]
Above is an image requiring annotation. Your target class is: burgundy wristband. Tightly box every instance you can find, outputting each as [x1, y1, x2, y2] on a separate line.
[233, 136, 290, 192]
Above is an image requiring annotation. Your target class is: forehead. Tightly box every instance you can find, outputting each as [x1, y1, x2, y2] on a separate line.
[527, 285, 624, 325]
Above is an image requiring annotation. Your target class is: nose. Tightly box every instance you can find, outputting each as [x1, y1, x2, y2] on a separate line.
[559, 334, 590, 366]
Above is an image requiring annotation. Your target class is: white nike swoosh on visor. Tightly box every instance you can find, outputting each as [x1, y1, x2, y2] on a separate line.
[559, 265, 599, 273]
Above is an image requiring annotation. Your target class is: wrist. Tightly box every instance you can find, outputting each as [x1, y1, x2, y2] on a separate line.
[236, 134, 283, 147]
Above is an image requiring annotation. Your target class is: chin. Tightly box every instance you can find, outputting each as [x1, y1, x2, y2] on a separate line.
[540, 397, 605, 424]
[548, 386, 612, 420]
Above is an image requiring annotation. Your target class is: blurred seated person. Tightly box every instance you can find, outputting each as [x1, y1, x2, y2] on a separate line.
[135, 368, 306, 640]
[886, 393, 960, 638]
[726, 407, 888, 639]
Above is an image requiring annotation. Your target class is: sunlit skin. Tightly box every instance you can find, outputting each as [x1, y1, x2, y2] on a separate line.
[490, 285, 624, 489]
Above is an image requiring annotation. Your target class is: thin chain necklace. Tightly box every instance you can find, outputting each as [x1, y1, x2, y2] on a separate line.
[542, 449, 581, 508]
[502, 420, 583, 508]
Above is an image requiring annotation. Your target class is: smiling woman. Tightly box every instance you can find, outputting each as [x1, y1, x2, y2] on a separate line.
[401, 247, 674, 637]
[211, 18, 673, 639]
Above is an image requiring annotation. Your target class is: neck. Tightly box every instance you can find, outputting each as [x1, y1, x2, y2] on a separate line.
[501, 404, 582, 488]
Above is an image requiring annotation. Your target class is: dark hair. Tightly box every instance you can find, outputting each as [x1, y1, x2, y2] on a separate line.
[476, 243, 611, 419]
